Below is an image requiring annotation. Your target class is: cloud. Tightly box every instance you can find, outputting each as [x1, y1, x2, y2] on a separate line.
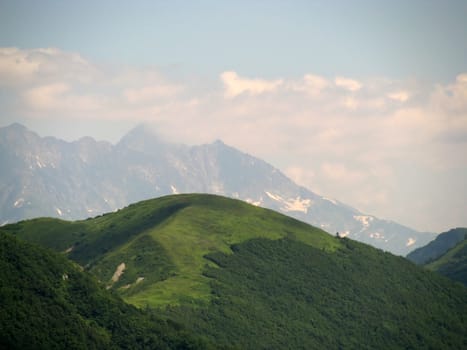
[334, 76, 362, 91]
[431, 73, 467, 113]
[387, 91, 410, 102]
[292, 74, 330, 97]
[24, 83, 70, 109]
[124, 84, 183, 104]
[220, 71, 283, 98]
[0, 47, 40, 84]
[0, 47, 97, 86]
[24, 82, 103, 113]
[1, 47, 466, 232]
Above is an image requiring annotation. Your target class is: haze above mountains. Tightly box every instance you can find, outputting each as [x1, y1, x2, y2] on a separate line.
[0, 123, 436, 255]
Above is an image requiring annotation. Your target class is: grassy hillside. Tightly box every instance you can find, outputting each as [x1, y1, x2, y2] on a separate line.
[0, 232, 211, 349]
[426, 239, 467, 285]
[3, 194, 339, 307]
[167, 237, 467, 349]
[407, 228, 467, 265]
[2, 194, 467, 348]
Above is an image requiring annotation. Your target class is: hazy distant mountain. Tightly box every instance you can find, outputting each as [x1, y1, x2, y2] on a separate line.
[425, 238, 467, 286]
[407, 228, 467, 265]
[407, 228, 467, 285]
[0, 123, 435, 255]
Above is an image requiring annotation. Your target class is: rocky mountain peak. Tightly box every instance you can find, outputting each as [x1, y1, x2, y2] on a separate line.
[0, 123, 436, 255]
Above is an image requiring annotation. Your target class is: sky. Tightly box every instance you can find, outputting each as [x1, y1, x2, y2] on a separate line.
[0, 0, 466, 233]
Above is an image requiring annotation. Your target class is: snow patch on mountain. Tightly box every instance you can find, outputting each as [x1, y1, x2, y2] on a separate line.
[265, 191, 312, 213]
[354, 215, 374, 228]
[14, 198, 24, 208]
[285, 197, 312, 213]
[265, 191, 282, 202]
[170, 185, 179, 194]
[369, 232, 385, 240]
[406, 238, 416, 247]
[35, 155, 46, 168]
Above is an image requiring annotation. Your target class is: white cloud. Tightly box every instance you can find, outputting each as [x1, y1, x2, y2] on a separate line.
[220, 71, 283, 98]
[24, 83, 70, 109]
[0, 47, 97, 86]
[334, 76, 362, 91]
[0, 47, 40, 84]
[292, 74, 330, 96]
[387, 91, 410, 102]
[24, 82, 103, 113]
[342, 96, 359, 110]
[431, 73, 467, 113]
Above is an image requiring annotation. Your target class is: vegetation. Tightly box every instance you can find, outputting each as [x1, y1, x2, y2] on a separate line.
[0, 232, 212, 349]
[2, 194, 467, 349]
[426, 239, 467, 285]
[165, 237, 467, 349]
[2, 194, 339, 307]
[406, 228, 467, 285]
[407, 228, 467, 265]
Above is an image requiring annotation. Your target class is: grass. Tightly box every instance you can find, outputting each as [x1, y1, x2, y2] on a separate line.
[3, 194, 466, 349]
[0, 218, 88, 252]
[136, 197, 340, 307]
[426, 239, 467, 270]
[426, 239, 467, 285]
[164, 237, 467, 349]
[2, 193, 342, 308]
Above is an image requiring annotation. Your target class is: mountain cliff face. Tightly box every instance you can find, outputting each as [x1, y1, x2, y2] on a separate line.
[0, 123, 434, 255]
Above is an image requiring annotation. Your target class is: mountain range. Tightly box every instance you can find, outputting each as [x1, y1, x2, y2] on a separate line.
[0, 123, 435, 255]
[2, 194, 466, 349]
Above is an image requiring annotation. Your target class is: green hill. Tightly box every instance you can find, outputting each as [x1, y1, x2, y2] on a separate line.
[3, 194, 339, 307]
[2, 194, 467, 349]
[167, 237, 467, 349]
[407, 228, 467, 265]
[426, 238, 467, 285]
[0, 232, 211, 349]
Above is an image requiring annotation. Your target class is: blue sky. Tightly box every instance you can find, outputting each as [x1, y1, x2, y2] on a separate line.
[0, 1, 466, 233]
[2, 0, 466, 79]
